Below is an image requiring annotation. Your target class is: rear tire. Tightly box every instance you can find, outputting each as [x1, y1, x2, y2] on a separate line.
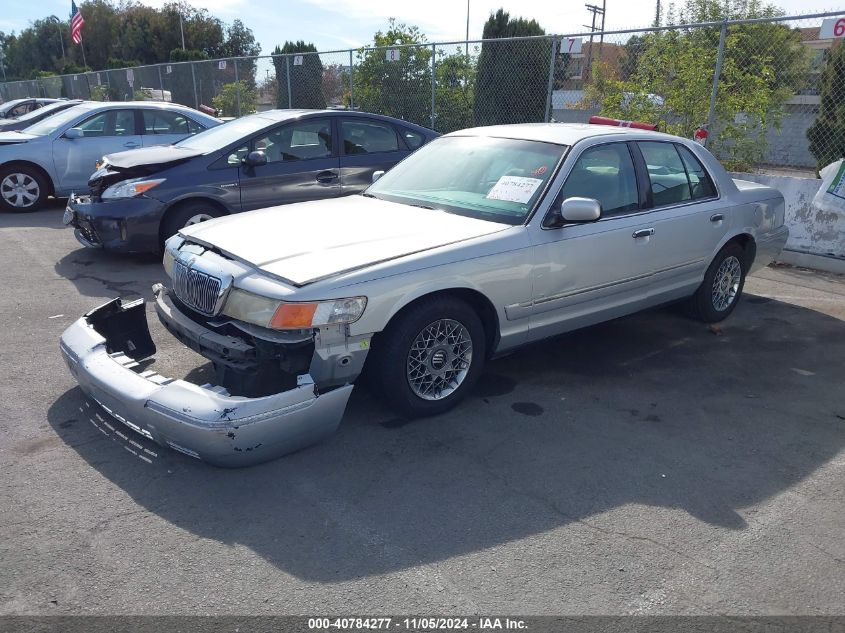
[371, 297, 486, 419]
[689, 243, 747, 323]
[0, 164, 48, 212]
[160, 200, 224, 248]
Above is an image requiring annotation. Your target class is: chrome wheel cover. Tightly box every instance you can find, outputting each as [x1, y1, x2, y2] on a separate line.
[184, 213, 215, 227]
[407, 318, 473, 401]
[711, 255, 742, 312]
[1, 173, 40, 208]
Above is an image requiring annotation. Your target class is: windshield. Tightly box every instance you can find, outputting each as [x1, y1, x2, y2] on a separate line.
[174, 115, 273, 153]
[12, 101, 70, 123]
[366, 135, 567, 225]
[23, 105, 89, 136]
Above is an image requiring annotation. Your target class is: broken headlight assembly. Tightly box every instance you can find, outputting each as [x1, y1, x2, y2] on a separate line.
[223, 289, 367, 330]
[102, 177, 166, 200]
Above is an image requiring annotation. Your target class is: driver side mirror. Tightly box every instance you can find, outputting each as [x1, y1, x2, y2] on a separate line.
[560, 197, 601, 223]
[372, 170, 385, 183]
[242, 150, 267, 167]
[64, 127, 83, 139]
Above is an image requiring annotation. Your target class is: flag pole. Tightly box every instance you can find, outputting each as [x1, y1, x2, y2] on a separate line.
[81, 41, 87, 68]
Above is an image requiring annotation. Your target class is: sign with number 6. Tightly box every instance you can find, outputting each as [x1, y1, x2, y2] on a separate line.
[820, 17, 845, 39]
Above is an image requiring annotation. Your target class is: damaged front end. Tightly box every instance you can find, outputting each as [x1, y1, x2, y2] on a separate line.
[59, 297, 354, 467]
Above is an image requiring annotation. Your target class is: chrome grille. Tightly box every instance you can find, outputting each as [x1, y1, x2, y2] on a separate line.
[171, 259, 222, 315]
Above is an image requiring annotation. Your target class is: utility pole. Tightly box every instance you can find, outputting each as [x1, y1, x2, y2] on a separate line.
[583, 2, 605, 81]
[654, 0, 662, 26]
[179, 11, 186, 50]
[465, 0, 470, 59]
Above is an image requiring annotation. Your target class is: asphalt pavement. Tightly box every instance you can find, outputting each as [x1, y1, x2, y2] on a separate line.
[1, 202, 844, 615]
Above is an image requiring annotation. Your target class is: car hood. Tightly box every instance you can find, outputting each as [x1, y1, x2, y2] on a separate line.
[180, 196, 511, 286]
[0, 131, 35, 145]
[104, 145, 205, 170]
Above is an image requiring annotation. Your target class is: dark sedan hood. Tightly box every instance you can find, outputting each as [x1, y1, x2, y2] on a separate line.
[103, 145, 205, 170]
[89, 145, 205, 196]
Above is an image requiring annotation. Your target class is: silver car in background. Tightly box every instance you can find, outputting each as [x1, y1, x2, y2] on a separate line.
[0, 101, 221, 212]
[60, 123, 789, 466]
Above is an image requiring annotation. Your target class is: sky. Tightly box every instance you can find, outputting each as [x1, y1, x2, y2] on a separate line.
[1, 0, 840, 54]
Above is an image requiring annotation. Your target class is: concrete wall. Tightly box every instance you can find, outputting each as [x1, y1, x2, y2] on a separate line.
[729, 172, 845, 261]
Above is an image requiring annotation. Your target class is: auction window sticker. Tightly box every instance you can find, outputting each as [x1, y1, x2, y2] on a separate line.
[485, 175, 543, 204]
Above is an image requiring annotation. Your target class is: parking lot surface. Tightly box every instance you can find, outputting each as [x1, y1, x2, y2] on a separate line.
[1, 204, 844, 615]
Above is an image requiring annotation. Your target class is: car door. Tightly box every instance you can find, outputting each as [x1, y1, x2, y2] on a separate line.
[52, 108, 142, 192]
[140, 109, 204, 147]
[238, 117, 341, 211]
[527, 141, 658, 342]
[633, 141, 728, 301]
[338, 117, 409, 195]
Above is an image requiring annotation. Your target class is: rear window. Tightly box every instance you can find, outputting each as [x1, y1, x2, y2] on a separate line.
[676, 144, 717, 199]
[639, 141, 692, 206]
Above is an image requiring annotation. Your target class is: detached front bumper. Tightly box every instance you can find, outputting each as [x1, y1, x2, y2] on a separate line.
[59, 298, 353, 467]
[64, 194, 165, 253]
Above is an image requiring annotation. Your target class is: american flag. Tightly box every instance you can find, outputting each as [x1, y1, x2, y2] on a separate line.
[70, 1, 85, 45]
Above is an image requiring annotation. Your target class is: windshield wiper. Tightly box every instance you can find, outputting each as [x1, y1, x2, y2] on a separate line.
[361, 192, 380, 199]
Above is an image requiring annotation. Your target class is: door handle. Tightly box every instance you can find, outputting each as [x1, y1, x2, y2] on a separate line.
[316, 170, 339, 184]
[632, 228, 655, 239]
[123, 141, 140, 148]
[710, 213, 724, 223]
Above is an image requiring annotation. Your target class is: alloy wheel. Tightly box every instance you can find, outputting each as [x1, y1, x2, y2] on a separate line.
[406, 318, 473, 401]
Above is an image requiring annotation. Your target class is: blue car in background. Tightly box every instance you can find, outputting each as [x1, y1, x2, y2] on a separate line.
[0, 101, 221, 212]
[65, 109, 439, 253]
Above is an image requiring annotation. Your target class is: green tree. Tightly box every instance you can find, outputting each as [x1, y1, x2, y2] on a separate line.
[807, 43, 845, 170]
[273, 41, 325, 109]
[351, 20, 432, 127]
[212, 80, 257, 117]
[586, 0, 810, 170]
[474, 9, 549, 125]
[433, 46, 478, 132]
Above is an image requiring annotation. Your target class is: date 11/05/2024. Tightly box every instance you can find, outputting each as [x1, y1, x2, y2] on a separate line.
[308, 617, 528, 630]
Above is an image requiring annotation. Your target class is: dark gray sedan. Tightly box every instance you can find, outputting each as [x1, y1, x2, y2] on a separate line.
[65, 109, 439, 253]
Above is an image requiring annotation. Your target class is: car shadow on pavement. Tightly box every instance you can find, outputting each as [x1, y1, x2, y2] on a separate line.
[54, 245, 163, 302]
[47, 295, 845, 581]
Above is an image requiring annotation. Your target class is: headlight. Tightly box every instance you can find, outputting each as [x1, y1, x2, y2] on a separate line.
[223, 289, 367, 330]
[102, 177, 166, 199]
[162, 237, 183, 276]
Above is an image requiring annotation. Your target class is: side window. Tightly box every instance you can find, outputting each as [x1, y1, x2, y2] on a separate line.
[639, 141, 692, 206]
[10, 104, 31, 117]
[557, 143, 639, 216]
[76, 110, 136, 137]
[186, 118, 202, 135]
[253, 118, 332, 163]
[342, 119, 400, 155]
[676, 144, 716, 199]
[401, 128, 425, 150]
[224, 144, 249, 166]
[143, 110, 191, 135]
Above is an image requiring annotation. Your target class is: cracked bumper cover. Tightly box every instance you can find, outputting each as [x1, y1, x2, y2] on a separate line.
[59, 298, 353, 467]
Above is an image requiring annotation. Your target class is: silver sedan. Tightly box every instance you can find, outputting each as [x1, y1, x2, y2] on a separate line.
[0, 101, 220, 212]
[60, 123, 788, 466]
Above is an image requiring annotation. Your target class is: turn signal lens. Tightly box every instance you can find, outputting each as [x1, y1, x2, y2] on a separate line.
[270, 303, 318, 329]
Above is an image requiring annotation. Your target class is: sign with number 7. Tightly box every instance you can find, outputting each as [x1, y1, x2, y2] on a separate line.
[560, 37, 583, 55]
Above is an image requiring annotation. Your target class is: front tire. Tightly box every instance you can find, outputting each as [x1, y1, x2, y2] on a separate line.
[372, 297, 486, 419]
[690, 243, 747, 323]
[160, 200, 224, 248]
[0, 165, 48, 212]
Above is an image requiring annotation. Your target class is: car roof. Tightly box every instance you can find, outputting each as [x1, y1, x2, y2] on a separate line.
[445, 122, 682, 146]
[245, 109, 437, 132]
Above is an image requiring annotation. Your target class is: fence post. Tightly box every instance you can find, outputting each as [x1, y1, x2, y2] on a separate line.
[545, 37, 556, 122]
[285, 55, 292, 108]
[190, 62, 199, 109]
[705, 20, 727, 145]
[348, 49, 354, 110]
[431, 44, 437, 129]
[234, 59, 241, 116]
[157, 65, 164, 100]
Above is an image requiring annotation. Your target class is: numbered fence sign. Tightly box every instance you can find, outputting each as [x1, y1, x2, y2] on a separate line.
[561, 37, 583, 55]
[166, 65, 172, 74]
[820, 17, 845, 39]
[385, 48, 400, 61]
[218, 60, 227, 70]
[293, 55, 304, 66]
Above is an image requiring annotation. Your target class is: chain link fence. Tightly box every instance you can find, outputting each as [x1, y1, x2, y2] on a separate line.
[1, 10, 843, 173]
